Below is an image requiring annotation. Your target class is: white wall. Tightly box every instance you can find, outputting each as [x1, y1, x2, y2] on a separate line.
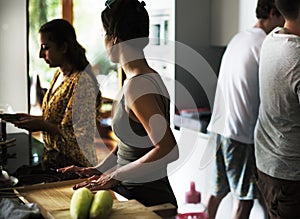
[239, 0, 258, 32]
[0, 0, 28, 133]
[211, 0, 258, 46]
[175, 0, 225, 110]
[211, 0, 239, 46]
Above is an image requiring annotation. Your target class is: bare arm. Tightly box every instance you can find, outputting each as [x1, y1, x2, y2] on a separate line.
[57, 145, 118, 176]
[113, 93, 179, 181]
[13, 113, 60, 134]
[94, 145, 118, 172]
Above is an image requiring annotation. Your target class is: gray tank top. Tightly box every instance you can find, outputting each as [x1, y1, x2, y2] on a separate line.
[112, 73, 170, 166]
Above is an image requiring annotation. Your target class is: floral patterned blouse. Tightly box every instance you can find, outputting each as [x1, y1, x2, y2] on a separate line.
[41, 70, 101, 169]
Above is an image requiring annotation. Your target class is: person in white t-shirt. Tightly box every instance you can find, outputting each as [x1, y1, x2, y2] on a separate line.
[254, 0, 300, 218]
[206, 0, 284, 218]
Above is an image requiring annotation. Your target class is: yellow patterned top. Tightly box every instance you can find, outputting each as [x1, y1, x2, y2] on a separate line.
[41, 69, 101, 169]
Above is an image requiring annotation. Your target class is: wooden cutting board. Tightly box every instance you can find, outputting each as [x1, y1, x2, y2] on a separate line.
[15, 179, 161, 219]
[48, 200, 162, 219]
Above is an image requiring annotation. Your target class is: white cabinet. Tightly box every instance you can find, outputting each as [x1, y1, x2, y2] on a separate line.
[0, 0, 28, 133]
[211, 0, 258, 46]
[147, 0, 176, 125]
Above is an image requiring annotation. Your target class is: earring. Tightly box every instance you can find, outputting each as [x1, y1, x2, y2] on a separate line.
[113, 38, 117, 45]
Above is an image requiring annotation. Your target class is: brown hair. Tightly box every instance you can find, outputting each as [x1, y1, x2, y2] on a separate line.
[39, 19, 89, 72]
[256, 0, 282, 19]
[275, 0, 300, 20]
[101, 0, 149, 48]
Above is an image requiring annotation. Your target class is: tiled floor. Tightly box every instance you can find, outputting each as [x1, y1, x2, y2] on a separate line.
[168, 128, 266, 219]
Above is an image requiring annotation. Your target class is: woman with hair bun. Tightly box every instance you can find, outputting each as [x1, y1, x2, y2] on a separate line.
[59, 0, 179, 208]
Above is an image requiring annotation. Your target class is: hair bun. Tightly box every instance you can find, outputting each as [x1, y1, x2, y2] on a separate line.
[140, 1, 146, 7]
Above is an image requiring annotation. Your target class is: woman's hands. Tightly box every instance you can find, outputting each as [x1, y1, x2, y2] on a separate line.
[58, 147, 121, 191]
[73, 172, 120, 191]
[12, 113, 44, 132]
[13, 113, 60, 134]
[58, 165, 120, 191]
[57, 165, 102, 178]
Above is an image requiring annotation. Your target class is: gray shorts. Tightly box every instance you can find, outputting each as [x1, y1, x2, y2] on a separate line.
[211, 136, 260, 200]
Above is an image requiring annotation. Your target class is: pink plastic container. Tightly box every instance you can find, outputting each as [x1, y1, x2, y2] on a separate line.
[176, 182, 209, 219]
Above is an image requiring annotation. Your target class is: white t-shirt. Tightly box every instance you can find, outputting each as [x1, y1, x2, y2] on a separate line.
[254, 27, 300, 181]
[207, 27, 266, 144]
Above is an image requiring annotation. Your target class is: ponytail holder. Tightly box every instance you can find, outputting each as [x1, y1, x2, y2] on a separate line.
[140, 1, 146, 7]
[105, 0, 117, 9]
